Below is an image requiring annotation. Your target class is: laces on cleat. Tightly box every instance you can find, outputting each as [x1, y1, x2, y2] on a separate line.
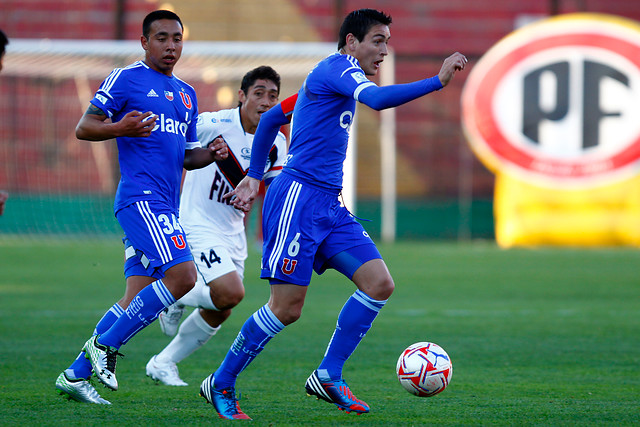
[105, 347, 124, 373]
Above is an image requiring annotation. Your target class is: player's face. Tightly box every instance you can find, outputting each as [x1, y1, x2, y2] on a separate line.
[352, 24, 390, 76]
[239, 79, 279, 133]
[141, 19, 183, 76]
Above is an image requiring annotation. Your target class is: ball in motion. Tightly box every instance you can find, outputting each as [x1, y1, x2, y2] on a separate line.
[396, 342, 453, 397]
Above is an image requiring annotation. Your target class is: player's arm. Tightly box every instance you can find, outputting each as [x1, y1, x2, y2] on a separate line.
[223, 95, 296, 212]
[183, 136, 229, 170]
[75, 104, 158, 141]
[358, 52, 467, 110]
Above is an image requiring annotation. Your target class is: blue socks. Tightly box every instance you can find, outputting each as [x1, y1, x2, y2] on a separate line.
[213, 304, 284, 389]
[99, 279, 176, 349]
[211, 291, 386, 389]
[66, 303, 124, 379]
[318, 290, 387, 380]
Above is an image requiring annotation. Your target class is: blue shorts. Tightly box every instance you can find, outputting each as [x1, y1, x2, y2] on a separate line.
[260, 173, 381, 286]
[117, 201, 193, 279]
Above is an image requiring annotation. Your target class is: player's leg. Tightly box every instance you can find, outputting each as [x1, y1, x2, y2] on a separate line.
[148, 272, 244, 386]
[56, 303, 124, 404]
[84, 202, 196, 390]
[305, 255, 392, 414]
[201, 174, 317, 420]
[56, 242, 154, 403]
[160, 233, 246, 336]
[200, 283, 302, 420]
[149, 234, 247, 385]
[305, 209, 394, 413]
[317, 257, 394, 380]
[206, 283, 303, 389]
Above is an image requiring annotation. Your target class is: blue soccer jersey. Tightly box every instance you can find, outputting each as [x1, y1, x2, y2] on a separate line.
[285, 53, 376, 191]
[90, 60, 199, 213]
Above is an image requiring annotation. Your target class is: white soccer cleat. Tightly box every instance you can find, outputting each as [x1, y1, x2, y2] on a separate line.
[146, 355, 188, 386]
[83, 335, 122, 391]
[158, 304, 185, 337]
[55, 372, 111, 404]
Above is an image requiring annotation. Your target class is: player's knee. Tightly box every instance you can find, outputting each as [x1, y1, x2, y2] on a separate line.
[226, 285, 245, 307]
[369, 274, 395, 301]
[272, 306, 302, 326]
[164, 263, 197, 298]
[212, 285, 245, 310]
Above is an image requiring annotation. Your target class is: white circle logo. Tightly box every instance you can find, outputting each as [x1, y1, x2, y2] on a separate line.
[462, 14, 640, 187]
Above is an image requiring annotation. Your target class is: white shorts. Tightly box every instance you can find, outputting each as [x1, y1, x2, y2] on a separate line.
[177, 229, 247, 309]
[189, 228, 247, 283]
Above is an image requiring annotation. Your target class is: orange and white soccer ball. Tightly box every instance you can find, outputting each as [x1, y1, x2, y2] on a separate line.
[396, 342, 453, 397]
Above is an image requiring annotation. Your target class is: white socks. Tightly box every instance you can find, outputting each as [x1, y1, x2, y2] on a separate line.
[156, 309, 220, 364]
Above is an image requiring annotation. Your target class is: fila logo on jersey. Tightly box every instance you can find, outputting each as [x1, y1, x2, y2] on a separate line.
[209, 170, 234, 205]
[281, 258, 297, 275]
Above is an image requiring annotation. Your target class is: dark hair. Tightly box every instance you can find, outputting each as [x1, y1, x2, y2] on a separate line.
[0, 29, 8, 57]
[142, 10, 183, 39]
[338, 9, 392, 50]
[238, 66, 281, 107]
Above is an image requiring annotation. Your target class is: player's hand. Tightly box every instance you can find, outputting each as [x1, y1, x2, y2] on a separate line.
[438, 52, 468, 87]
[208, 136, 229, 161]
[117, 110, 157, 137]
[223, 176, 260, 212]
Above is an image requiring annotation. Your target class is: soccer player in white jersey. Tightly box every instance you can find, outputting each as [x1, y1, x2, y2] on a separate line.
[199, 9, 467, 419]
[55, 10, 229, 405]
[144, 66, 288, 386]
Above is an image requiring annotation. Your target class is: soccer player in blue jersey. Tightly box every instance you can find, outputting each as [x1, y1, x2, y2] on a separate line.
[198, 8, 467, 420]
[55, 10, 228, 404]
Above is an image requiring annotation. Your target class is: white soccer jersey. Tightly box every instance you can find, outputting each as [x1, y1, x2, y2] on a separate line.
[179, 107, 287, 236]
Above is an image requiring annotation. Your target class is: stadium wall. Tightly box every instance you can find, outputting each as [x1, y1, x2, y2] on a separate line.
[1, 0, 639, 239]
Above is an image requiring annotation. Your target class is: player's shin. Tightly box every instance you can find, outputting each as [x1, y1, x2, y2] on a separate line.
[157, 309, 220, 364]
[66, 303, 125, 379]
[211, 304, 284, 389]
[99, 279, 176, 348]
[318, 290, 387, 380]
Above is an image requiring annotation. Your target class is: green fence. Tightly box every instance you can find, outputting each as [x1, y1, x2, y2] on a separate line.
[0, 195, 495, 240]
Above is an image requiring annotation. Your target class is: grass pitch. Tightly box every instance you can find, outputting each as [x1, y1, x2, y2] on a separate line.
[0, 238, 638, 426]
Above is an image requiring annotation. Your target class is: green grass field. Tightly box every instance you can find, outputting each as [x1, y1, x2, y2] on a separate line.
[0, 239, 638, 426]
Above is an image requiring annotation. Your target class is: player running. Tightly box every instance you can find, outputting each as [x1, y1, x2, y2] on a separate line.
[199, 8, 467, 420]
[55, 10, 228, 404]
[145, 66, 288, 386]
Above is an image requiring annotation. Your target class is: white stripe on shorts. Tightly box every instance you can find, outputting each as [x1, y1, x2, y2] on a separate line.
[136, 201, 172, 264]
[268, 180, 302, 276]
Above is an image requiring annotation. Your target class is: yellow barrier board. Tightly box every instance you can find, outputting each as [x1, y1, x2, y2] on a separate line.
[462, 14, 640, 247]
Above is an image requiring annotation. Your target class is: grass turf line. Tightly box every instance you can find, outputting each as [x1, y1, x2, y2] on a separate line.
[0, 239, 638, 425]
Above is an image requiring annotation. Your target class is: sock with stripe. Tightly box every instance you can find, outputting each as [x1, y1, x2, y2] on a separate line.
[98, 279, 176, 349]
[213, 304, 284, 389]
[66, 303, 124, 379]
[318, 289, 387, 380]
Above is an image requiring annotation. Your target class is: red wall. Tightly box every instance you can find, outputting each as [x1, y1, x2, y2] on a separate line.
[2, 0, 639, 198]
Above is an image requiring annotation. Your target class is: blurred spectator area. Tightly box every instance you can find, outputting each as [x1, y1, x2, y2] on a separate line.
[2, 0, 640, 239]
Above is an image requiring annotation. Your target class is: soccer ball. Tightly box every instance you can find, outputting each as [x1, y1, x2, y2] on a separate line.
[396, 342, 453, 397]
